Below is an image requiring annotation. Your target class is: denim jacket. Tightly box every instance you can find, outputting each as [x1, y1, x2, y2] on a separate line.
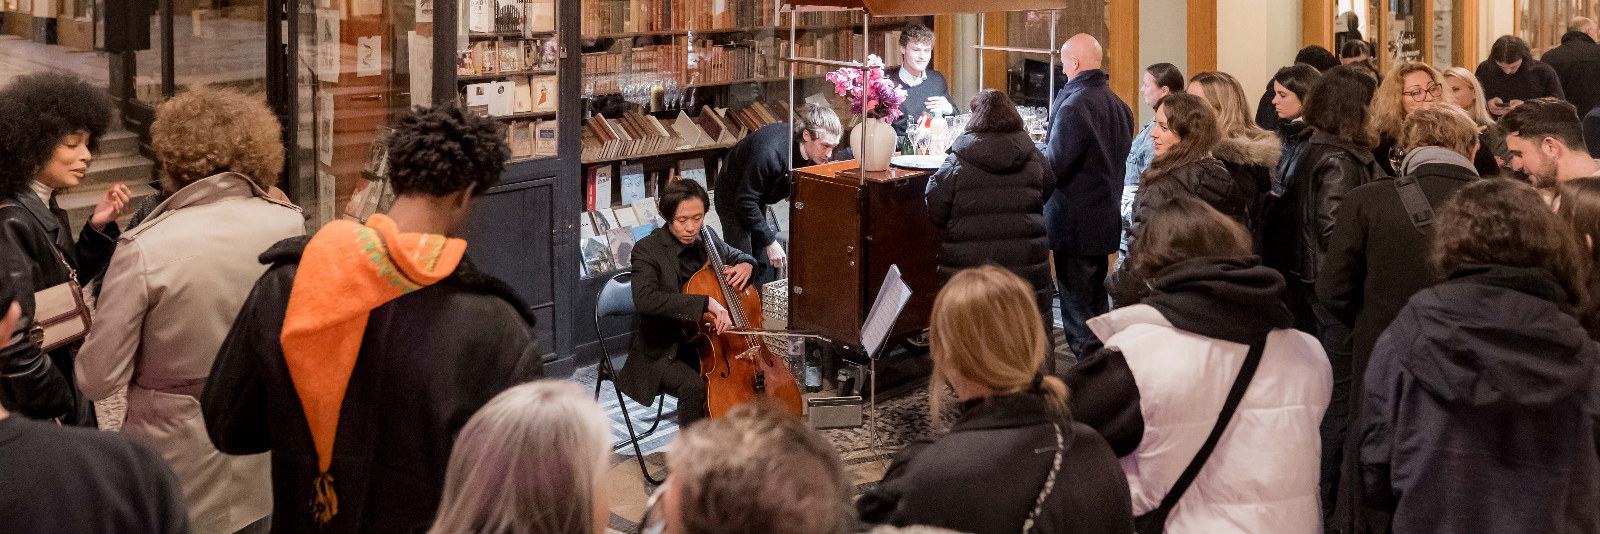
[1119, 120, 1157, 261]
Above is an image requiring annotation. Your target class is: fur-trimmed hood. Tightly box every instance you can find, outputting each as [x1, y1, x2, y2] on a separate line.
[1214, 132, 1283, 169]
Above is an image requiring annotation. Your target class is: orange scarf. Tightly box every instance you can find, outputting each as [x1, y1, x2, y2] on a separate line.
[280, 214, 466, 526]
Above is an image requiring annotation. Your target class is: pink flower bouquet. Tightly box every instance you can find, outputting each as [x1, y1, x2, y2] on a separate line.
[824, 55, 908, 122]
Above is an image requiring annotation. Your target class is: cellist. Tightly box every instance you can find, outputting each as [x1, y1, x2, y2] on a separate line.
[616, 179, 757, 427]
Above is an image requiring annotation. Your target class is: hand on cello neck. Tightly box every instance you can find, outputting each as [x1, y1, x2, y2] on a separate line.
[722, 262, 753, 290]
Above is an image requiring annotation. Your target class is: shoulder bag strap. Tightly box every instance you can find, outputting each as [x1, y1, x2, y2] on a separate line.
[1393, 174, 1434, 234]
[0, 204, 77, 282]
[1136, 333, 1270, 531]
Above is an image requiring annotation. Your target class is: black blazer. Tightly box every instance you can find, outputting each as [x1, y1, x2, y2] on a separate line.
[858, 393, 1135, 534]
[616, 226, 754, 406]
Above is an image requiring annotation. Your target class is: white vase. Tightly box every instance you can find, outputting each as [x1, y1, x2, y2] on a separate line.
[850, 117, 897, 172]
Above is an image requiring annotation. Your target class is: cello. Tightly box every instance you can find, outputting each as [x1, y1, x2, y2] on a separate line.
[682, 225, 804, 418]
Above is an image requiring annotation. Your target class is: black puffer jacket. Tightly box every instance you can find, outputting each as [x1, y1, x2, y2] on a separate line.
[1214, 132, 1281, 236]
[926, 131, 1053, 311]
[1360, 265, 1600, 534]
[1262, 128, 1386, 287]
[1132, 157, 1249, 228]
[0, 190, 117, 425]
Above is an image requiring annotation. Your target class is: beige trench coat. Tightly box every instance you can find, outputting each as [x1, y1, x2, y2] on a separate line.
[77, 172, 304, 534]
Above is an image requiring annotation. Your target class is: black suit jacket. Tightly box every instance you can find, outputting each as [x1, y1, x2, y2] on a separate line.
[616, 226, 755, 406]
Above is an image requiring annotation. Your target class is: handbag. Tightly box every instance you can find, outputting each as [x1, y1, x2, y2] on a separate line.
[1133, 334, 1269, 534]
[1, 205, 92, 350]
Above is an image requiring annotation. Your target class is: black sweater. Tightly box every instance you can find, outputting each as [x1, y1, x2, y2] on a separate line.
[0, 415, 190, 534]
[885, 66, 953, 136]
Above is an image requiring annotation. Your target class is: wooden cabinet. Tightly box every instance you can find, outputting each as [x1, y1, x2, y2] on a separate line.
[788, 160, 943, 355]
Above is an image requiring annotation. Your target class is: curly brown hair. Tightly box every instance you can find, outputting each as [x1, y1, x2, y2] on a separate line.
[151, 86, 284, 193]
[1432, 178, 1588, 308]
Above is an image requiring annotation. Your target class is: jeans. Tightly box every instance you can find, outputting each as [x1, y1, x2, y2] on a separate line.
[1052, 253, 1110, 355]
[1313, 299, 1355, 526]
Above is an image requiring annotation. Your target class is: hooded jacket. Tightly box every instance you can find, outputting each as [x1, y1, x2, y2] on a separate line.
[1360, 265, 1600, 534]
[1213, 132, 1281, 236]
[1068, 257, 1332, 534]
[1542, 31, 1600, 118]
[926, 130, 1053, 312]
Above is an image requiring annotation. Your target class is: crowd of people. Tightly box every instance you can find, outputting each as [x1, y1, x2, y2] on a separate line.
[5, 18, 1600, 534]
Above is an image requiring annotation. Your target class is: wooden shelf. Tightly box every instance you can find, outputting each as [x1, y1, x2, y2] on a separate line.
[579, 19, 905, 40]
[584, 73, 828, 96]
[582, 141, 737, 165]
[458, 69, 559, 83]
[467, 29, 558, 41]
[492, 111, 558, 121]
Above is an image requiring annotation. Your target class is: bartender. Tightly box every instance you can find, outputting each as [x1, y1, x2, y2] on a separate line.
[712, 103, 843, 285]
[885, 24, 956, 137]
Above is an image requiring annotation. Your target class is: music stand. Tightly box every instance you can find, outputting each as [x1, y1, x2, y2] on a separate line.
[851, 264, 912, 463]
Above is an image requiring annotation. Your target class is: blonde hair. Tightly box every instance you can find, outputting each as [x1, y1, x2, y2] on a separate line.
[151, 85, 285, 193]
[1189, 71, 1271, 140]
[1399, 104, 1480, 159]
[669, 400, 852, 534]
[427, 381, 611, 534]
[928, 266, 1066, 418]
[1369, 62, 1453, 141]
[1442, 66, 1495, 126]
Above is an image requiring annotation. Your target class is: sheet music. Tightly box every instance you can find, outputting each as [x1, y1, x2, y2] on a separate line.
[861, 265, 911, 359]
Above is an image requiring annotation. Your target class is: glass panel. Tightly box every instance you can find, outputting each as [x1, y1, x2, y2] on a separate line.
[1432, 0, 1451, 72]
[290, 0, 435, 231]
[173, 0, 268, 95]
[133, 8, 164, 103]
[1386, 0, 1423, 65]
[456, 0, 559, 162]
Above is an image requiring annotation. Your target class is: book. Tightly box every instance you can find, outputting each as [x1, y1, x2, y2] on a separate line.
[604, 226, 636, 270]
[499, 40, 523, 72]
[593, 165, 614, 208]
[614, 205, 640, 228]
[488, 81, 516, 116]
[468, 0, 493, 32]
[509, 120, 533, 158]
[584, 167, 598, 211]
[474, 41, 497, 74]
[531, 76, 557, 112]
[588, 209, 613, 233]
[673, 111, 709, 147]
[528, 0, 555, 31]
[494, 0, 523, 32]
[596, 207, 621, 229]
[679, 158, 706, 189]
[534, 120, 557, 157]
[456, 42, 475, 75]
[631, 224, 655, 242]
[579, 208, 598, 239]
[693, 107, 724, 144]
[513, 77, 533, 112]
[464, 82, 495, 117]
[619, 163, 646, 206]
[581, 235, 613, 275]
[633, 199, 663, 227]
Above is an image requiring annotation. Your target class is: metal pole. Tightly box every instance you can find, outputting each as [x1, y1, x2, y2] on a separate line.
[789, 3, 797, 173]
[977, 12, 984, 90]
[1048, 9, 1056, 119]
[858, 9, 868, 186]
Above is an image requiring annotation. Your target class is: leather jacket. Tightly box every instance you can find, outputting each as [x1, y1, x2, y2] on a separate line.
[1263, 128, 1387, 285]
[0, 190, 117, 425]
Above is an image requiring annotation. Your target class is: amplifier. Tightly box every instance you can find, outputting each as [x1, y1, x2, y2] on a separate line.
[806, 396, 864, 429]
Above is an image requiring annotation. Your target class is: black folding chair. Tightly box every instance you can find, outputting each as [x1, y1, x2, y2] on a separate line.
[592, 271, 666, 485]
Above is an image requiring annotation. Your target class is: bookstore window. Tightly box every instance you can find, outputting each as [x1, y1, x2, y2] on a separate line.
[1521, 0, 1600, 55]
[457, 0, 559, 163]
[574, 0, 919, 278]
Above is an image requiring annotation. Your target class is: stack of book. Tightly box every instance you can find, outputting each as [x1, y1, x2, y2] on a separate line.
[580, 0, 779, 36]
[583, 105, 757, 162]
[724, 101, 787, 134]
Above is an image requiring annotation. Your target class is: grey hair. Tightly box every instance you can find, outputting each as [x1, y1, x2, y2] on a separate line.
[793, 103, 843, 142]
[426, 380, 611, 534]
[867, 526, 970, 534]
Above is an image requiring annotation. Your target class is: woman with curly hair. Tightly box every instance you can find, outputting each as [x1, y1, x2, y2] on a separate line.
[1368, 62, 1451, 176]
[74, 86, 302, 534]
[0, 72, 128, 426]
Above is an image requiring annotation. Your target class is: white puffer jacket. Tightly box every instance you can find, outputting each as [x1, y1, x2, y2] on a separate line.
[1080, 303, 1331, 533]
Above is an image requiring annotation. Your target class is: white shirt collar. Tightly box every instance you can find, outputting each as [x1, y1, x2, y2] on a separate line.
[29, 180, 53, 205]
[898, 67, 927, 87]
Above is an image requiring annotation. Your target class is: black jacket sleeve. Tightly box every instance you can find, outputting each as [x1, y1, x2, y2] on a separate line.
[1317, 188, 1368, 326]
[1359, 321, 1404, 514]
[1313, 154, 1370, 253]
[631, 243, 709, 323]
[202, 269, 279, 456]
[923, 155, 961, 229]
[1063, 347, 1144, 457]
[0, 210, 74, 420]
[73, 221, 119, 283]
[732, 149, 786, 249]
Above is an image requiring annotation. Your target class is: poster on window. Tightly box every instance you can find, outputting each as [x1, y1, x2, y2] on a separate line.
[408, 31, 433, 106]
[416, 0, 433, 22]
[357, 35, 382, 77]
[317, 92, 335, 166]
[316, 9, 340, 80]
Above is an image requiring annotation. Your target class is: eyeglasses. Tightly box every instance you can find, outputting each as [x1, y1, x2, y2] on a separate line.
[1402, 83, 1445, 102]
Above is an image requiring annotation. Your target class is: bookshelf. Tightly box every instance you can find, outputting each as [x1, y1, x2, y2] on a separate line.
[455, 0, 563, 163]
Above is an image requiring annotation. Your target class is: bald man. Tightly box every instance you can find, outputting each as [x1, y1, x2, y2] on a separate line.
[1038, 33, 1134, 355]
[1543, 16, 1600, 117]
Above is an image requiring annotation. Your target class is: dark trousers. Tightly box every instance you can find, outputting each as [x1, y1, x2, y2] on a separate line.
[1312, 298, 1356, 530]
[719, 216, 778, 287]
[662, 345, 709, 428]
[1052, 253, 1109, 355]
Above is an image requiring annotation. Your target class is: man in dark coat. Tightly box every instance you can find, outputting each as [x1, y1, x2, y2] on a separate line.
[203, 107, 545, 534]
[712, 105, 840, 286]
[1542, 18, 1600, 118]
[619, 179, 755, 428]
[1477, 35, 1566, 117]
[1039, 33, 1135, 355]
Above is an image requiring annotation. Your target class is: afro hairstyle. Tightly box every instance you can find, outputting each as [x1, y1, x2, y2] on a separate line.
[0, 72, 114, 201]
[386, 106, 510, 198]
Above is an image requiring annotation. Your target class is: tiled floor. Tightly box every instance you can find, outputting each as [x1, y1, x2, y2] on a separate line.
[0, 34, 108, 87]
